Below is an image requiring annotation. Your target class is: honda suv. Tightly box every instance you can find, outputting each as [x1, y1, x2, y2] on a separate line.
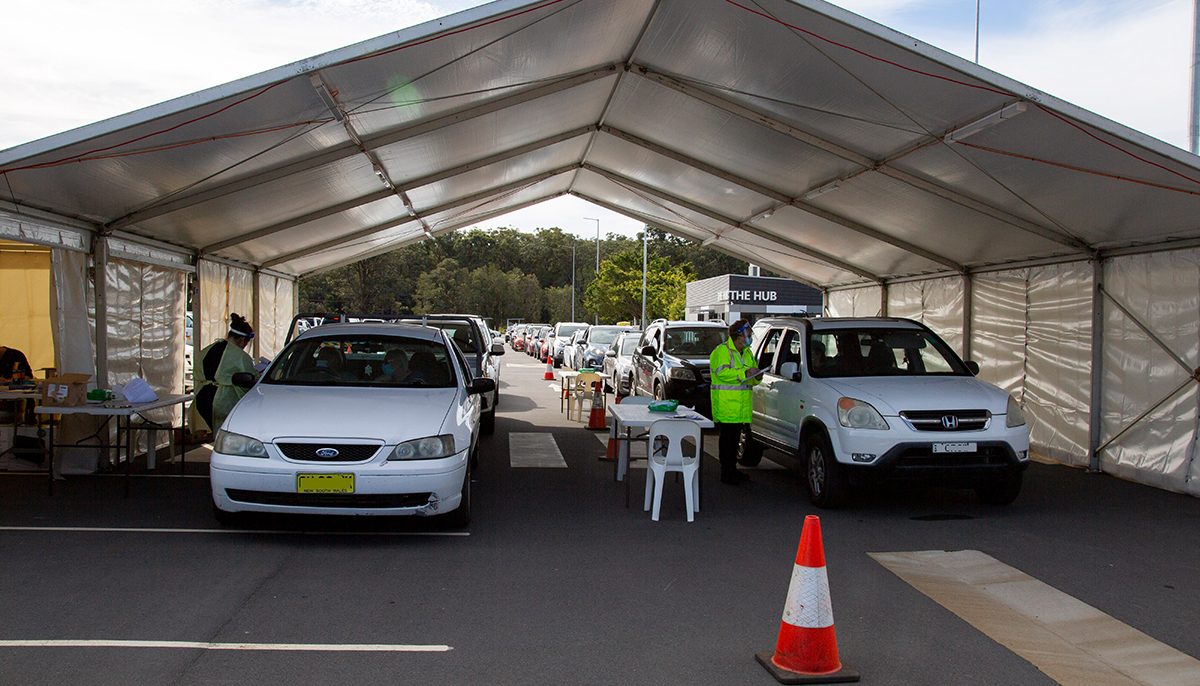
[631, 320, 728, 417]
[742, 317, 1030, 507]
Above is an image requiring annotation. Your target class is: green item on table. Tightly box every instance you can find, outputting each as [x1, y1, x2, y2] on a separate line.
[578, 367, 595, 373]
[648, 399, 679, 412]
[87, 388, 114, 402]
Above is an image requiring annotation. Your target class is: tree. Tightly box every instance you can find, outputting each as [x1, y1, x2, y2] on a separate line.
[582, 247, 693, 323]
[414, 258, 468, 313]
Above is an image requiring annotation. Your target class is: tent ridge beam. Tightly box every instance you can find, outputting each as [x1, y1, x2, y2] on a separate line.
[582, 163, 880, 282]
[632, 65, 1092, 254]
[599, 124, 961, 271]
[107, 64, 620, 230]
[265, 163, 578, 268]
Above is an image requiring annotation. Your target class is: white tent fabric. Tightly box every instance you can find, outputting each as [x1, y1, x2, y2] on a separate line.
[1, 0, 1200, 493]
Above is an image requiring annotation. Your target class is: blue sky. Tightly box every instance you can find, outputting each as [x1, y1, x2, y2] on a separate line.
[0, 0, 1191, 239]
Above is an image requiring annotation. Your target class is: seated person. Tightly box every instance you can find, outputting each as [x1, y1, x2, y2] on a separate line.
[375, 349, 409, 382]
[0, 345, 33, 382]
[866, 340, 898, 374]
[808, 341, 829, 373]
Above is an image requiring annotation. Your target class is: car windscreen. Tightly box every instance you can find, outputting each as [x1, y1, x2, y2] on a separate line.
[663, 327, 727, 357]
[430, 322, 478, 354]
[587, 327, 624, 346]
[556, 323, 588, 338]
[619, 336, 641, 355]
[807, 327, 967, 378]
[264, 335, 456, 388]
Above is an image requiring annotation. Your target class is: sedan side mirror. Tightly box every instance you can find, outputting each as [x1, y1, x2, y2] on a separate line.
[965, 360, 980, 376]
[468, 377, 497, 395]
[490, 343, 505, 356]
[231, 372, 257, 389]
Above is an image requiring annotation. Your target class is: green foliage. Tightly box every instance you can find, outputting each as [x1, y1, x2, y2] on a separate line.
[298, 224, 754, 323]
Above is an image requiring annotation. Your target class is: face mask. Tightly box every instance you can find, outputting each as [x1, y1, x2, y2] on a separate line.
[745, 335, 753, 346]
[382, 362, 395, 376]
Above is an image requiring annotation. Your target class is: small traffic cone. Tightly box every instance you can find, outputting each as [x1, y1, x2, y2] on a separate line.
[615, 392, 623, 404]
[586, 382, 607, 430]
[543, 352, 555, 380]
[756, 515, 859, 684]
[602, 434, 618, 461]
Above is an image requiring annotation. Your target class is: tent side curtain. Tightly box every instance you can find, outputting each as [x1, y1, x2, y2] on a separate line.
[826, 286, 883, 318]
[0, 242, 54, 374]
[50, 248, 93, 376]
[887, 277, 965, 357]
[1101, 250, 1200, 497]
[105, 257, 186, 407]
[255, 274, 296, 360]
[198, 259, 255, 351]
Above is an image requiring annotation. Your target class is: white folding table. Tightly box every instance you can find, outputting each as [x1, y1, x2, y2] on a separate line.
[606, 401, 713, 507]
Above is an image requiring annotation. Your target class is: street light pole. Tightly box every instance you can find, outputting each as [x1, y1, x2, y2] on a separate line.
[571, 243, 576, 321]
[641, 228, 647, 327]
[584, 217, 600, 273]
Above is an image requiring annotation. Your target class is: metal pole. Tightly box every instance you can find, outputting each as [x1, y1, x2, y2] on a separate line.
[1088, 258, 1105, 472]
[1191, 0, 1200, 153]
[641, 228, 648, 326]
[571, 243, 576, 321]
[969, 0, 979, 64]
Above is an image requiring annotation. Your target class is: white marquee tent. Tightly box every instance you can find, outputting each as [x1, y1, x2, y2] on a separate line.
[2, 0, 1199, 494]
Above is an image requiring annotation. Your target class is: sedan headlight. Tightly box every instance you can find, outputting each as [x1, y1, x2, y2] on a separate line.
[837, 397, 889, 430]
[214, 430, 268, 458]
[668, 367, 697, 381]
[389, 435, 456, 460]
[1006, 394, 1027, 428]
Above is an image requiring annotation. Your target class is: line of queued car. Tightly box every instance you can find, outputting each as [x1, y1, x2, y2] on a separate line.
[210, 312, 506, 528]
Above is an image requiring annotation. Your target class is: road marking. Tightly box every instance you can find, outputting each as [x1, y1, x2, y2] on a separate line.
[871, 550, 1200, 686]
[0, 640, 450, 652]
[0, 526, 468, 537]
[509, 433, 567, 468]
[0, 472, 209, 479]
[506, 363, 546, 369]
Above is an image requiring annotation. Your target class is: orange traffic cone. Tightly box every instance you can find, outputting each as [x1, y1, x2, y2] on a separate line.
[756, 515, 859, 684]
[602, 434, 618, 462]
[543, 352, 555, 381]
[615, 392, 623, 404]
[586, 381, 607, 430]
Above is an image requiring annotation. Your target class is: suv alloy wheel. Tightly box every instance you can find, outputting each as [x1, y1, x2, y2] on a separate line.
[805, 431, 847, 508]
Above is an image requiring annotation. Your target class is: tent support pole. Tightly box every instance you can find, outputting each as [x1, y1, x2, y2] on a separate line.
[1088, 258, 1105, 473]
[880, 283, 889, 317]
[962, 273, 973, 361]
[93, 236, 109, 388]
[191, 269, 201, 391]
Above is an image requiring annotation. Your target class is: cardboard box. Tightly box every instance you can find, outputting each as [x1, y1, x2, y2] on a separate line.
[40, 373, 92, 407]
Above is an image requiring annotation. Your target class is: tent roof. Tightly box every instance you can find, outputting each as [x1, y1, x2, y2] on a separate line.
[3, 0, 1199, 286]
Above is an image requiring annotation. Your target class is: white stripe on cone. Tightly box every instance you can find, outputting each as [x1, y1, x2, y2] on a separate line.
[781, 564, 834, 629]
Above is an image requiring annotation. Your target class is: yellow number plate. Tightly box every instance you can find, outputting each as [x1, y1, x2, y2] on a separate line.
[296, 473, 355, 494]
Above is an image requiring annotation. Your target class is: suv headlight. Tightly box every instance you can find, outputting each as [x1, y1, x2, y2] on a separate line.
[668, 367, 697, 381]
[214, 430, 268, 458]
[1006, 395, 1027, 428]
[837, 397, 889, 430]
[389, 435, 456, 460]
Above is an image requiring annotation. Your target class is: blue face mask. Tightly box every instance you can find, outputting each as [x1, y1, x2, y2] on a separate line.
[382, 362, 395, 376]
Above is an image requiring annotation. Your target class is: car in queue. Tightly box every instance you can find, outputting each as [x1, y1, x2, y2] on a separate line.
[528, 325, 552, 359]
[630, 319, 728, 416]
[741, 317, 1031, 508]
[511, 324, 528, 352]
[603, 330, 643, 396]
[209, 323, 493, 527]
[573, 325, 637, 371]
[562, 328, 588, 369]
[550, 321, 589, 368]
[397, 314, 503, 435]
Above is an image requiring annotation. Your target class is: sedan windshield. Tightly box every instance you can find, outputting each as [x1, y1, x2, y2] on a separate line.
[664, 327, 727, 357]
[265, 335, 457, 387]
[807, 327, 967, 378]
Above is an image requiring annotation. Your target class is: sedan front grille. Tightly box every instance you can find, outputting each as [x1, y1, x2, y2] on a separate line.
[276, 443, 381, 462]
[899, 410, 990, 432]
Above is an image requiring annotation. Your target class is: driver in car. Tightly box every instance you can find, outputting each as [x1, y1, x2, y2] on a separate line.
[375, 349, 410, 383]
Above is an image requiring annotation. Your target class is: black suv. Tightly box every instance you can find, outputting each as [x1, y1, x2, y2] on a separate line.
[631, 320, 728, 417]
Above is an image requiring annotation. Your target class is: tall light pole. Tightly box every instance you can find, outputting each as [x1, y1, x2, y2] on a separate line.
[974, 0, 981, 64]
[641, 228, 648, 327]
[571, 242, 576, 321]
[584, 217, 600, 273]
[1192, 0, 1200, 153]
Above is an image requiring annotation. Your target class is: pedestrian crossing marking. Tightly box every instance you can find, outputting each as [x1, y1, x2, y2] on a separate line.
[509, 433, 567, 468]
[871, 550, 1200, 686]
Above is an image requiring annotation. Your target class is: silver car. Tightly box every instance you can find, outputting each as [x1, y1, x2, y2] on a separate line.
[603, 331, 642, 396]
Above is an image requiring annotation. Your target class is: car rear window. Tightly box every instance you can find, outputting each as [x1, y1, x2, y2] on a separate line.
[265, 335, 456, 388]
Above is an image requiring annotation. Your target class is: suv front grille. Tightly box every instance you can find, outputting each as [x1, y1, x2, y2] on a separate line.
[277, 443, 381, 462]
[899, 410, 990, 432]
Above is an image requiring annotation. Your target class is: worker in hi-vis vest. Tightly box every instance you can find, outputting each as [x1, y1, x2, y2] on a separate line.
[708, 319, 764, 484]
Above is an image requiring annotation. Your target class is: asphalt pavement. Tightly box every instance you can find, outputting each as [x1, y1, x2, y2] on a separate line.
[1, 359, 1198, 685]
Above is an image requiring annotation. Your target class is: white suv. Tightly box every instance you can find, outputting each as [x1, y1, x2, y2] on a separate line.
[743, 317, 1030, 507]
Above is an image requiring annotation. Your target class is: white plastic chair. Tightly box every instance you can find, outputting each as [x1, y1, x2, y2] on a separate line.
[567, 372, 600, 421]
[643, 418, 702, 522]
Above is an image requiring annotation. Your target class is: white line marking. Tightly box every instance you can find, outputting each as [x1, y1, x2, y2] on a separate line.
[509, 433, 567, 468]
[0, 526, 468, 537]
[0, 472, 209, 479]
[872, 550, 1200, 686]
[506, 363, 546, 369]
[0, 640, 450, 652]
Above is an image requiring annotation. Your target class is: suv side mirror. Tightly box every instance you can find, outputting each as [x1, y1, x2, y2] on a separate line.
[965, 360, 980, 376]
[490, 343, 505, 356]
[779, 361, 799, 380]
[605, 349, 617, 358]
[640, 345, 657, 357]
[468, 377, 497, 395]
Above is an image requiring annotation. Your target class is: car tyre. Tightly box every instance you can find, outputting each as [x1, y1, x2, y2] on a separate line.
[738, 431, 764, 467]
[975, 472, 1023, 505]
[804, 431, 847, 508]
[653, 382, 665, 401]
[442, 466, 472, 528]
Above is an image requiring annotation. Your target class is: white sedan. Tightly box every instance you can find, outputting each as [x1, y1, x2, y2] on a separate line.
[210, 323, 493, 527]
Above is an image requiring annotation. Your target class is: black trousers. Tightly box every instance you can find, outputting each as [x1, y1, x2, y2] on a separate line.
[717, 422, 746, 475]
